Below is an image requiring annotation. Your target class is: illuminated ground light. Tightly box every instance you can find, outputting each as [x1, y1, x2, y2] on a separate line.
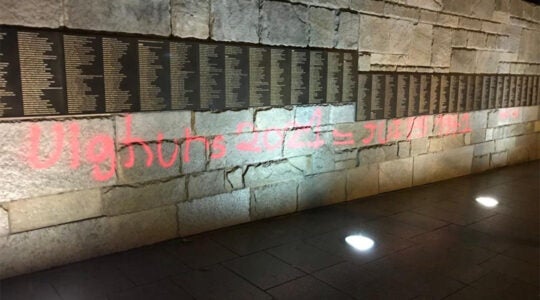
[345, 235, 375, 251]
[475, 196, 499, 207]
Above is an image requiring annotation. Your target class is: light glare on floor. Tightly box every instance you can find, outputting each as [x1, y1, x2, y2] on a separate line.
[345, 235, 374, 251]
[475, 196, 499, 207]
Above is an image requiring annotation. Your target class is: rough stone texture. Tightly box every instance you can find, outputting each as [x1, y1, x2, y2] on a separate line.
[470, 0, 495, 19]
[194, 110, 253, 136]
[413, 146, 474, 186]
[358, 53, 371, 71]
[411, 138, 429, 156]
[358, 144, 399, 165]
[171, 0, 209, 39]
[398, 141, 411, 158]
[188, 170, 226, 199]
[64, 0, 171, 36]
[474, 141, 495, 156]
[384, 2, 419, 20]
[117, 142, 180, 184]
[115, 111, 191, 144]
[407, 0, 443, 11]
[386, 116, 434, 143]
[359, 15, 390, 52]
[507, 146, 529, 165]
[431, 27, 452, 67]
[251, 182, 297, 220]
[406, 23, 433, 66]
[294, 105, 332, 126]
[0, 0, 62, 28]
[334, 120, 387, 150]
[309, 6, 336, 48]
[181, 138, 207, 174]
[226, 168, 244, 191]
[350, 0, 385, 13]
[102, 177, 185, 216]
[490, 151, 508, 168]
[346, 164, 379, 200]
[255, 107, 295, 131]
[330, 104, 356, 124]
[337, 12, 359, 49]
[472, 155, 490, 173]
[0, 208, 8, 237]
[495, 137, 515, 152]
[467, 31, 486, 49]
[450, 49, 476, 73]
[177, 189, 250, 236]
[0, 118, 116, 202]
[522, 106, 539, 123]
[298, 171, 346, 210]
[437, 13, 459, 27]
[488, 108, 523, 127]
[244, 160, 304, 187]
[260, 1, 309, 47]
[379, 158, 413, 193]
[8, 189, 102, 233]
[211, 0, 259, 43]
[0, 206, 177, 279]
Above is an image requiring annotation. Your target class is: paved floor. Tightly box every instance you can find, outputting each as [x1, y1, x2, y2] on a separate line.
[1, 161, 539, 300]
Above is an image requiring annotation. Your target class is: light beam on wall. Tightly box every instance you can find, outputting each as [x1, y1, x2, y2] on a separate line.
[345, 235, 375, 251]
[475, 196, 499, 207]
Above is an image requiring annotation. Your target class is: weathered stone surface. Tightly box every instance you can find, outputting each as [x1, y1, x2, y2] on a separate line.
[470, 0, 495, 19]
[0, 0, 62, 28]
[9, 189, 102, 233]
[346, 164, 379, 200]
[211, 0, 259, 43]
[442, 0, 471, 15]
[251, 182, 297, 220]
[437, 13, 459, 27]
[428, 137, 443, 153]
[181, 138, 207, 174]
[490, 151, 507, 168]
[64, 0, 170, 36]
[337, 12, 359, 49]
[194, 109, 253, 136]
[330, 104, 356, 124]
[474, 141, 495, 156]
[283, 129, 325, 157]
[177, 189, 250, 236]
[260, 1, 309, 47]
[309, 6, 336, 48]
[441, 134, 465, 150]
[384, 2, 419, 20]
[298, 172, 346, 210]
[386, 116, 434, 142]
[411, 138, 429, 156]
[413, 146, 474, 185]
[171, 0, 209, 39]
[459, 17, 482, 31]
[288, 156, 313, 175]
[507, 146, 529, 165]
[311, 139, 336, 174]
[334, 120, 387, 150]
[117, 142, 180, 183]
[254, 107, 294, 131]
[495, 137, 516, 152]
[336, 160, 357, 170]
[398, 141, 411, 158]
[450, 49, 476, 73]
[188, 170, 226, 199]
[521, 106, 539, 122]
[359, 15, 390, 52]
[407, 0, 443, 11]
[290, 0, 350, 9]
[433, 114, 460, 136]
[470, 129, 486, 144]
[379, 158, 413, 192]
[405, 23, 433, 66]
[471, 154, 490, 173]
[350, 0, 385, 13]
[115, 111, 191, 144]
[0, 206, 177, 279]
[0, 208, 8, 237]
[467, 31, 486, 49]
[102, 177, 185, 216]
[244, 160, 304, 187]
[294, 105, 332, 126]
[358, 53, 371, 71]
[386, 19, 415, 55]
[226, 168, 244, 191]
[420, 10, 438, 23]
[504, 123, 534, 137]
[487, 108, 522, 127]
[358, 144, 399, 165]
[0, 118, 116, 202]
[431, 27, 452, 67]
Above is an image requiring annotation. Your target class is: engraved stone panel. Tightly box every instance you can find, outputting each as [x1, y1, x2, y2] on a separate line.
[0, 27, 23, 117]
[225, 44, 249, 108]
[357, 73, 371, 121]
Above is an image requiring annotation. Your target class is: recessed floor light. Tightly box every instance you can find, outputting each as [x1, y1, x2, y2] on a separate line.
[345, 235, 375, 251]
[475, 196, 499, 207]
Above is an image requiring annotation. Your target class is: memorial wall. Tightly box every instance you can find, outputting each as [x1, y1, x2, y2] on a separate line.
[0, 0, 539, 279]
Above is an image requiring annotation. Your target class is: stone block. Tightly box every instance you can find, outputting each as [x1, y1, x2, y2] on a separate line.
[211, 0, 259, 43]
[337, 12, 359, 49]
[0, 0, 62, 28]
[9, 189, 102, 233]
[384, 2, 419, 20]
[0, 206, 177, 279]
[471, 155, 490, 173]
[294, 105, 332, 126]
[330, 104, 356, 124]
[460, 111, 488, 130]
[194, 109, 253, 136]
[413, 146, 473, 185]
[117, 142, 180, 183]
[102, 177, 185, 216]
[470, 0, 495, 19]
[507, 146, 529, 165]
[334, 120, 387, 150]
[181, 138, 207, 174]
[115, 111, 191, 145]
[490, 152, 507, 168]
[408, 0, 443, 11]
[411, 137, 429, 155]
[336, 160, 357, 170]
[346, 164, 379, 200]
[428, 137, 443, 153]
[379, 158, 413, 192]
[470, 129, 486, 144]
[459, 17, 482, 31]
[504, 123, 534, 137]
[358, 14, 390, 52]
[386, 116, 433, 142]
[433, 114, 459, 136]
[450, 49, 476, 73]
[521, 106, 539, 122]
[309, 6, 336, 48]
[420, 10, 439, 23]
[244, 160, 304, 187]
[358, 53, 371, 71]
[260, 1, 309, 47]
[350, 0, 385, 13]
[177, 189, 250, 236]
[431, 27, 452, 67]
[298, 171, 346, 210]
[0, 117, 116, 202]
[437, 13, 459, 27]
[0, 208, 8, 237]
[358, 144, 399, 165]
[442, 134, 465, 150]
[495, 137, 516, 152]
[398, 141, 411, 158]
[311, 141, 336, 174]
[475, 51, 499, 73]
[474, 141, 495, 156]
[405, 23, 433, 66]
[487, 108, 523, 127]
[64, 0, 170, 36]
[171, 0, 209, 39]
[452, 30, 468, 48]
[254, 107, 295, 131]
[467, 31, 486, 48]
[251, 182, 297, 220]
[387, 19, 415, 55]
[442, 0, 471, 15]
[226, 168, 244, 191]
[288, 156, 313, 175]
[188, 170, 226, 200]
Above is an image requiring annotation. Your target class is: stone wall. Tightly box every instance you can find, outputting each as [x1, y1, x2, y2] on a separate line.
[0, 0, 539, 279]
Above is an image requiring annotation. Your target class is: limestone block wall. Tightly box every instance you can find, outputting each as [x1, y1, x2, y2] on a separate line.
[0, 0, 539, 279]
